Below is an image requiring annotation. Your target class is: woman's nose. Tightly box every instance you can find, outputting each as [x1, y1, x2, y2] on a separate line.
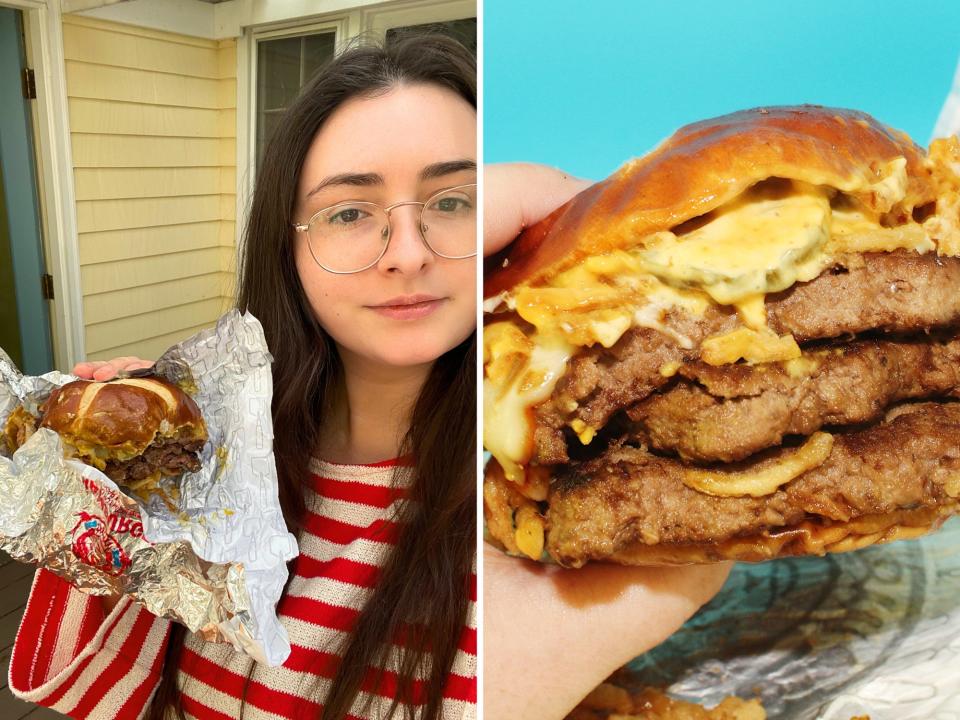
[377, 205, 435, 274]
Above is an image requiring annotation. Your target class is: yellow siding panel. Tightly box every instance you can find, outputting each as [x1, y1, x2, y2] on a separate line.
[64, 15, 218, 49]
[67, 17, 240, 360]
[72, 134, 221, 168]
[79, 222, 221, 265]
[218, 138, 235, 167]
[219, 166, 237, 192]
[218, 221, 236, 247]
[221, 247, 238, 278]
[218, 78, 237, 110]
[218, 108, 237, 139]
[220, 275, 238, 305]
[63, 19, 219, 76]
[83, 272, 233, 325]
[220, 247, 237, 273]
[81, 247, 232, 294]
[66, 61, 221, 109]
[86, 323, 216, 363]
[69, 98, 220, 138]
[74, 167, 222, 201]
[218, 195, 236, 222]
[76, 195, 221, 234]
[217, 40, 236, 79]
[85, 297, 224, 354]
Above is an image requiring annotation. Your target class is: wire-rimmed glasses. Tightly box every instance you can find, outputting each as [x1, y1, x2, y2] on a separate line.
[292, 183, 477, 274]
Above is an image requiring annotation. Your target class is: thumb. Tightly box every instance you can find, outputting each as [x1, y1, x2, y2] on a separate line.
[484, 162, 594, 258]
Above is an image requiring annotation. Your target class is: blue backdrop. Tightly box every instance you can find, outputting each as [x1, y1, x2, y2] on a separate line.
[483, 0, 960, 179]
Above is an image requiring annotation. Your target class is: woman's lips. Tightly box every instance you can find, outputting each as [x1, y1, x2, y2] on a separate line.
[368, 296, 446, 320]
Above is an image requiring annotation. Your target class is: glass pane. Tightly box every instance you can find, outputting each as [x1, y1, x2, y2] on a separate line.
[257, 36, 301, 111]
[303, 32, 337, 86]
[256, 30, 336, 170]
[386, 18, 477, 56]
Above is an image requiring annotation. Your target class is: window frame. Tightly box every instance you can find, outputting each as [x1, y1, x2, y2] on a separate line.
[243, 16, 348, 185]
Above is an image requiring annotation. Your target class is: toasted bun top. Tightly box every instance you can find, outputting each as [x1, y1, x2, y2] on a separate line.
[484, 105, 936, 298]
[40, 377, 207, 453]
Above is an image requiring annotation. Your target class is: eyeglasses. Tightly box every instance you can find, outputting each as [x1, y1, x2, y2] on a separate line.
[292, 183, 477, 274]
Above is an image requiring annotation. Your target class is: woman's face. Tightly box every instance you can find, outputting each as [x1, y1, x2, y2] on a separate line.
[293, 83, 477, 370]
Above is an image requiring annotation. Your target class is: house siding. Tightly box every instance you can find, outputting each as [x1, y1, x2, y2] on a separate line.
[63, 15, 236, 362]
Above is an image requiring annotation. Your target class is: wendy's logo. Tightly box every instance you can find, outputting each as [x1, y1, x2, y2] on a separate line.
[70, 511, 130, 575]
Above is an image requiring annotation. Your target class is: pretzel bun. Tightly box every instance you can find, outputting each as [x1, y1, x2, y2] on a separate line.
[40, 378, 205, 461]
[484, 105, 937, 298]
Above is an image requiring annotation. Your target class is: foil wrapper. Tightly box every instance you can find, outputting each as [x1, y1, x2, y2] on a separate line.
[0, 310, 299, 667]
[622, 517, 960, 718]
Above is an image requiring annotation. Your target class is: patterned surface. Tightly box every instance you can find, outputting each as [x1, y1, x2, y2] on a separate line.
[626, 518, 960, 719]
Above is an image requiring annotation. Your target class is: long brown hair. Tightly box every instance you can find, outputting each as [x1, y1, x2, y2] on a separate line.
[146, 33, 476, 720]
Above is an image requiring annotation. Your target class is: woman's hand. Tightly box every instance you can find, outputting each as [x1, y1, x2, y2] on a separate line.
[482, 162, 733, 720]
[484, 545, 731, 720]
[483, 163, 593, 257]
[73, 356, 154, 381]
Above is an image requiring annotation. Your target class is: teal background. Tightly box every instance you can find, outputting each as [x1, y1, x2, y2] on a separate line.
[483, 0, 960, 179]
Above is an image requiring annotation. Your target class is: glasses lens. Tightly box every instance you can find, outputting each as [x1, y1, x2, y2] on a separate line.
[421, 185, 477, 258]
[306, 202, 388, 272]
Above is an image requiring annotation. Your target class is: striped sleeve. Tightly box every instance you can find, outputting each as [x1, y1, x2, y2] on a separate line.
[8, 568, 171, 720]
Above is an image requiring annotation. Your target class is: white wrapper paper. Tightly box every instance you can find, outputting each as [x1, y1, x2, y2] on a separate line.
[0, 310, 299, 667]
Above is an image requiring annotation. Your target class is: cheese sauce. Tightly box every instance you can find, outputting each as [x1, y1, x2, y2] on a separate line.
[637, 181, 833, 304]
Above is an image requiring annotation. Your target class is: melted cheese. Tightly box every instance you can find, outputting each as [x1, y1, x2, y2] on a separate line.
[513, 505, 545, 560]
[514, 250, 708, 349]
[734, 294, 768, 331]
[569, 419, 596, 445]
[830, 207, 934, 254]
[637, 182, 833, 304]
[483, 326, 573, 481]
[924, 136, 960, 256]
[682, 432, 834, 498]
[658, 360, 681, 377]
[784, 355, 821, 379]
[868, 157, 908, 210]
[701, 327, 801, 365]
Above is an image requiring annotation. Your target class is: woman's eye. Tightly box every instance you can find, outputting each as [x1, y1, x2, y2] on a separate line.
[328, 207, 368, 224]
[432, 196, 471, 213]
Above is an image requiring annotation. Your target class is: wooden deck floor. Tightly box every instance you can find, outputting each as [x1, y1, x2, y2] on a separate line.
[0, 550, 67, 718]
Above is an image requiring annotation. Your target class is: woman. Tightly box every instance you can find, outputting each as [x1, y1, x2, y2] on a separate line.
[9, 33, 477, 720]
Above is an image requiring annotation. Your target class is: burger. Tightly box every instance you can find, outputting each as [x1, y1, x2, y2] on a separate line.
[5, 377, 208, 501]
[483, 105, 960, 567]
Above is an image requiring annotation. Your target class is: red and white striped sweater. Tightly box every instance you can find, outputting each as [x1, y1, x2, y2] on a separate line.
[8, 457, 477, 719]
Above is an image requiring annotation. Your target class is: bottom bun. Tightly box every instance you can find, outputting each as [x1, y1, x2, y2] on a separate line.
[605, 505, 954, 565]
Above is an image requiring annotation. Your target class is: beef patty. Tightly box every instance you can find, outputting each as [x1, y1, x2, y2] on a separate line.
[628, 334, 960, 463]
[105, 436, 204, 485]
[532, 250, 960, 464]
[541, 401, 960, 567]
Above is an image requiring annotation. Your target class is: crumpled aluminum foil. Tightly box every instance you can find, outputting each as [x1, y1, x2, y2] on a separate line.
[623, 518, 960, 719]
[0, 310, 299, 667]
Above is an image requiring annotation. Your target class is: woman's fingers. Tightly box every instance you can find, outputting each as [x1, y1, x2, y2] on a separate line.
[483, 163, 594, 257]
[72, 356, 154, 381]
[484, 544, 733, 720]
